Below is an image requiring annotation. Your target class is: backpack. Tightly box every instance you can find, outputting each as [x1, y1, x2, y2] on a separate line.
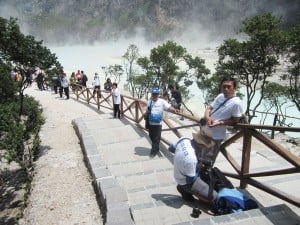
[200, 167, 234, 192]
[215, 188, 258, 215]
[200, 167, 258, 215]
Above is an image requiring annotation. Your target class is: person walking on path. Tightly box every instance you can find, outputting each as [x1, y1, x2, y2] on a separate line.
[112, 82, 121, 118]
[60, 72, 70, 99]
[203, 77, 243, 162]
[146, 87, 178, 158]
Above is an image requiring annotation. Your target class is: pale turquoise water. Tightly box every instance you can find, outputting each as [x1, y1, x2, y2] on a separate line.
[49, 44, 300, 137]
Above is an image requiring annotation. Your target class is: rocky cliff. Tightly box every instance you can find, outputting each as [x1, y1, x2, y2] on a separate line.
[0, 0, 299, 45]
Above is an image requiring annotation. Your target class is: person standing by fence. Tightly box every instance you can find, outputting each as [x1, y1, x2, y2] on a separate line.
[146, 87, 178, 158]
[203, 77, 243, 162]
[112, 82, 121, 118]
[92, 72, 101, 97]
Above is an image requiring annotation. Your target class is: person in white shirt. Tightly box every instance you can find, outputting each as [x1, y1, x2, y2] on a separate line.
[146, 87, 178, 158]
[203, 77, 243, 163]
[169, 128, 217, 203]
[60, 73, 69, 99]
[92, 72, 101, 97]
[112, 82, 121, 118]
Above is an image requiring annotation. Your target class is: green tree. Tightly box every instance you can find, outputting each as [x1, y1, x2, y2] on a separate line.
[0, 17, 62, 116]
[102, 64, 124, 84]
[122, 44, 140, 97]
[263, 82, 291, 126]
[285, 25, 300, 111]
[0, 17, 58, 168]
[213, 13, 286, 122]
[135, 40, 210, 104]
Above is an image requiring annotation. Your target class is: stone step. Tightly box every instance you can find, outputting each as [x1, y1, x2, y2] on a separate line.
[173, 204, 300, 225]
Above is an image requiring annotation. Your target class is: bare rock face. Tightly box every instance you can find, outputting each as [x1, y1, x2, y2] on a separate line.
[0, 0, 299, 44]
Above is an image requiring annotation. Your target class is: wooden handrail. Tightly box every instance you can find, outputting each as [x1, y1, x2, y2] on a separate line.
[72, 84, 300, 207]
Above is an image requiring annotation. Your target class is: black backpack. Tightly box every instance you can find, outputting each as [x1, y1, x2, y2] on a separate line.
[200, 166, 234, 192]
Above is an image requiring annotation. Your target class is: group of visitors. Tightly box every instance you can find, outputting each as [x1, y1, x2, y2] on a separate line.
[144, 77, 244, 210]
[49, 70, 121, 118]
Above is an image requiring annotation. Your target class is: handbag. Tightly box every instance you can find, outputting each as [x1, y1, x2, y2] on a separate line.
[144, 101, 152, 129]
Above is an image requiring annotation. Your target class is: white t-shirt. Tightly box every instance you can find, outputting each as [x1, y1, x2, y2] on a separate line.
[148, 98, 171, 125]
[209, 93, 243, 140]
[113, 88, 121, 104]
[93, 75, 101, 86]
[173, 138, 197, 185]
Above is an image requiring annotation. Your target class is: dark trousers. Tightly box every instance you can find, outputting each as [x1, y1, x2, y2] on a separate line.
[177, 177, 217, 203]
[148, 124, 162, 154]
[113, 104, 120, 118]
[93, 86, 101, 97]
[59, 87, 63, 97]
[64, 87, 69, 99]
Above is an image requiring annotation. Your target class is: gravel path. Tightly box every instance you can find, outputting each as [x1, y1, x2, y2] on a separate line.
[19, 87, 103, 225]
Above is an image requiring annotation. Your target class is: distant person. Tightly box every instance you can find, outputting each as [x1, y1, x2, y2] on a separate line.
[81, 71, 88, 87]
[69, 72, 77, 92]
[36, 72, 45, 91]
[52, 74, 60, 94]
[75, 70, 82, 83]
[168, 128, 217, 203]
[104, 78, 112, 92]
[58, 73, 64, 98]
[169, 84, 183, 120]
[203, 77, 243, 163]
[92, 72, 101, 97]
[61, 73, 69, 99]
[112, 82, 121, 118]
[145, 87, 178, 158]
[169, 84, 182, 110]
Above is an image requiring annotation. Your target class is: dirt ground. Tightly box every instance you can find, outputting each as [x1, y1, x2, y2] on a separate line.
[1, 86, 103, 225]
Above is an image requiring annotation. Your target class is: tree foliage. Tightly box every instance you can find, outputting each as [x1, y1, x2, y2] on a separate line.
[123, 44, 140, 97]
[207, 13, 287, 122]
[133, 40, 210, 102]
[0, 16, 59, 168]
[285, 25, 300, 111]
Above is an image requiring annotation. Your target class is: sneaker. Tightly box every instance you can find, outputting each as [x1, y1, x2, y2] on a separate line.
[177, 185, 195, 202]
[149, 152, 157, 158]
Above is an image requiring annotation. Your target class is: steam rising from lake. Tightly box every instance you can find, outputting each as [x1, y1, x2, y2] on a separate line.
[50, 38, 300, 138]
[49, 38, 220, 116]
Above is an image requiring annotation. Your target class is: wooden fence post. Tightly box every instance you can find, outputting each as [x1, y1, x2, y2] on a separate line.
[240, 128, 252, 188]
[271, 114, 278, 139]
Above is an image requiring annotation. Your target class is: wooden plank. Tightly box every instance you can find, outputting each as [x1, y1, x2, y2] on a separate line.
[242, 167, 300, 178]
[246, 178, 300, 207]
[251, 129, 300, 167]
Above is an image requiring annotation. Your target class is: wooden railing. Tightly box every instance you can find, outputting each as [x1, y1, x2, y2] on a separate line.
[73, 85, 300, 207]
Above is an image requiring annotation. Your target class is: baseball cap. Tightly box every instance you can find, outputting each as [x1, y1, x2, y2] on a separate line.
[152, 87, 160, 94]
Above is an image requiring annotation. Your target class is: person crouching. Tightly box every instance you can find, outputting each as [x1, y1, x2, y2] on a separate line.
[169, 128, 217, 204]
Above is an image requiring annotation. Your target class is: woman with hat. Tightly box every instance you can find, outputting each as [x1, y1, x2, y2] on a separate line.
[145, 87, 178, 158]
[168, 128, 217, 204]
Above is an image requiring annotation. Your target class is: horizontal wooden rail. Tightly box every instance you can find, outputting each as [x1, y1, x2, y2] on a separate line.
[72, 84, 300, 207]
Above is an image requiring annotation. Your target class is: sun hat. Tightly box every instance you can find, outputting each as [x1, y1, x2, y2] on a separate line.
[152, 87, 160, 94]
[192, 128, 215, 149]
